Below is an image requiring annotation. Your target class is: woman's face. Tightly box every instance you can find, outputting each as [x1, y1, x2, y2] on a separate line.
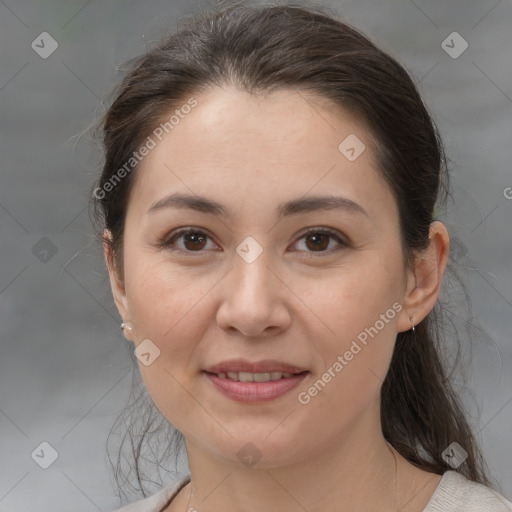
[107, 86, 417, 467]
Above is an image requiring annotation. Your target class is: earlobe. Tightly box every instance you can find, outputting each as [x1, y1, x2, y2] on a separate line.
[397, 221, 450, 332]
[120, 321, 136, 342]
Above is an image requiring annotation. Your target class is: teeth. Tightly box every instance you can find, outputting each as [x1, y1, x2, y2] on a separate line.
[216, 371, 296, 382]
[254, 372, 272, 382]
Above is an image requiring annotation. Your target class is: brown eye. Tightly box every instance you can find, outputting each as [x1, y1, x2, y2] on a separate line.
[160, 228, 217, 253]
[181, 231, 207, 251]
[292, 228, 348, 255]
[304, 232, 330, 251]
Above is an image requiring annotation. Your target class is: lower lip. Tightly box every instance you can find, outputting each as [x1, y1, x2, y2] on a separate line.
[203, 371, 308, 403]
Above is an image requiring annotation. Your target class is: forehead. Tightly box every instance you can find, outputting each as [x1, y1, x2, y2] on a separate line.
[154, 87, 372, 163]
[128, 86, 395, 223]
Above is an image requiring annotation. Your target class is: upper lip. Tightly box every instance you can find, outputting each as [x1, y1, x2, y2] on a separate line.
[204, 359, 308, 374]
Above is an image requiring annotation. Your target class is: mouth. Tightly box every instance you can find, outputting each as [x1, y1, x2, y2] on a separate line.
[202, 360, 309, 403]
[204, 370, 307, 382]
[204, 358, 309, 376]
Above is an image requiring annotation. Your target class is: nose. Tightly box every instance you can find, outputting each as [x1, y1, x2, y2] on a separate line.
[215, 246, 292, 337]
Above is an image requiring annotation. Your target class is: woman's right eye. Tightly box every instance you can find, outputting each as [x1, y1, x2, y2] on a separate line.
[158, 228, 219, 254]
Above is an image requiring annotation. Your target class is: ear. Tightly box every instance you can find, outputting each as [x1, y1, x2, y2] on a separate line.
[397, 221, 450, 332]
[103, 229, 134, 341]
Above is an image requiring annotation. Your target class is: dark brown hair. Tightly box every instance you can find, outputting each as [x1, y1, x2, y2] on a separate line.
[90, 0, 494, 500]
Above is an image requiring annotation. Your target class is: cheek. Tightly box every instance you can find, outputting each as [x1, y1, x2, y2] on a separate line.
[126, 264, 211, 431]
[125, 254, 211, 339]
[306, 258, 402, 398]
[123, 257, 218, 407]
[314, 256, 402, 336]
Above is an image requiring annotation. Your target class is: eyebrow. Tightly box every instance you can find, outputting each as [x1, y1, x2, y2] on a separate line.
[147, 193, 369, 218]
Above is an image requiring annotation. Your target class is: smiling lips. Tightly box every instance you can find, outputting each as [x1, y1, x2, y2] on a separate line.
[203, 358, 309, 403]
[204, 358, 309, 375]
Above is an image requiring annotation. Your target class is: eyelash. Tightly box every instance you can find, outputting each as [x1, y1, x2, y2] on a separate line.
[157, 227, 350, 257]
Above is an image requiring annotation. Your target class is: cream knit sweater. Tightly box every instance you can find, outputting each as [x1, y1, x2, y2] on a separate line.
[113, 470, 512, 512]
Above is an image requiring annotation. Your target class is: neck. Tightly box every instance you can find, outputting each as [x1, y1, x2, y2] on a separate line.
[175, 422, 404, 512]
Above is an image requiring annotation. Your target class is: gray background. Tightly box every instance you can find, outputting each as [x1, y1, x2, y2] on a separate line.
[0, 0, 511, 510]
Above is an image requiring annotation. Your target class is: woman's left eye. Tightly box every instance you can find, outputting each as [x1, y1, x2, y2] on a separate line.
[291, 228, 348, 255]
[158, 227, 348, 255]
